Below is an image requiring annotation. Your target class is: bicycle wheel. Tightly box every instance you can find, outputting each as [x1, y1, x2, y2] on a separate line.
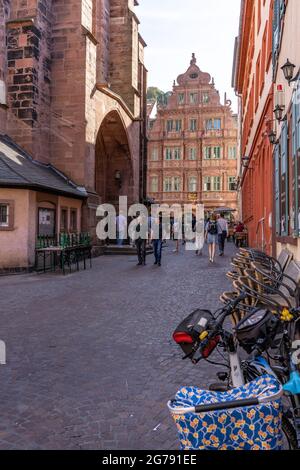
[281, 414, 298, 450]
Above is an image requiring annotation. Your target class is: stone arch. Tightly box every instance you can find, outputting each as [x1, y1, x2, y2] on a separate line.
[95, 110, 134, 207]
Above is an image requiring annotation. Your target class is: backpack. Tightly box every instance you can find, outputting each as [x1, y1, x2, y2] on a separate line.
[208, 221, 218, 235]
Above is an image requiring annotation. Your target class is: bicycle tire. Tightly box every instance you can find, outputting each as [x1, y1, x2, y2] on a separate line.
[282, 414, 298, 450]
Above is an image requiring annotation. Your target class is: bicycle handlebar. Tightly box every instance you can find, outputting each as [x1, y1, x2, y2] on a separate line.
[168, 386, 283, 415]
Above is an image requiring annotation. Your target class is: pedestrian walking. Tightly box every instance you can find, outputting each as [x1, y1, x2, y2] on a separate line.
[134, 213, 147, 266]
[151, 214, 164, 267]
[205, 215, 218, 263]
[217, 213, 229, 256]
[172, 218, 181, 253]
[116, 211, 127, 246]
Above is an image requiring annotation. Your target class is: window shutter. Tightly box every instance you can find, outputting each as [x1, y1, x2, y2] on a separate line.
[274, 144, 281, 235]
[273, 0, 281, 71]
[292, 89, 298, 235]
[280, 121, 289, 236]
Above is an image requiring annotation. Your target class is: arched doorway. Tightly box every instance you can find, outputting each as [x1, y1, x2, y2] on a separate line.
[95, 111, 134, 207]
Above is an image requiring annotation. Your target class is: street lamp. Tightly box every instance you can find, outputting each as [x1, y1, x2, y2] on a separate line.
[268, 130, 277, 145]
[241, 156, 249, 168]
[281, 59, 297, 85]
[114, 170, 122, 189]
[274, 104, 286, 122]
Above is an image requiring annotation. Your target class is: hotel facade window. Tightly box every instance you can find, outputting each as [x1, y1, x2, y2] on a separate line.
[164, 177, 172, 192]
[165, 148, 172, 160]
[213, 176, 221, 191]
[206, 118, 222, 130]
[178, 93, 185, 104]
[202, 92, 210, 104]
[204, 146, 221, 159]
[175, 120, 182, 132]
[228, 176, 236, 191]
[164, 177, 181, 192]
[228, 146, 237, 159]
[190, 119, 197, 131]
[151, 147, 159, 161]
[174, 177, 181, 192]
[188, 177, 197, 192]
[204, 176, 211, 191]
[150, 176, 159, 192]
[166, 120, 173, 132]
[189, 147, 197, 160]
[189, 92, 197, 104]
[174, 148, 181, 160]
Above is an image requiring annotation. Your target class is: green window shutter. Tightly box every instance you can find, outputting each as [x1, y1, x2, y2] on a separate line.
[292, 89, 298, 235]
[274, 144, 281, 235]
[280, 121, 289, 236]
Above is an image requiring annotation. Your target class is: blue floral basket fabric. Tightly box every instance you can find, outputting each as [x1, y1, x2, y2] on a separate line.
[168, 375, 283, 450]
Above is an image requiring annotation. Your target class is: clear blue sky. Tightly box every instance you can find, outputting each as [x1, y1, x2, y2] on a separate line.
[136, 0, 241, 111]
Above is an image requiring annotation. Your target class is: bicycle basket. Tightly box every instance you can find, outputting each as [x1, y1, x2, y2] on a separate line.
[235, 309, 280, 354]
[168, 375, 283, 450]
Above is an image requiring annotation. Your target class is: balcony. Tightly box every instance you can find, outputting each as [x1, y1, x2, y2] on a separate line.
[163, 131, 184, 140]
[202, 191, 237, 203]
[203, 129, 224, 138]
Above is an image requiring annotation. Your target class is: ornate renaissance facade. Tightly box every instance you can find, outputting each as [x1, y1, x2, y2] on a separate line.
[147, 55, 238, 215]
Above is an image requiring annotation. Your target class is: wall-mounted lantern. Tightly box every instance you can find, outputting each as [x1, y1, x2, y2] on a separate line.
[268, 130, 277, 145]
[115, 170, 122, 189]
[281, 59, 297, 85]
[274, 104, 286, 122]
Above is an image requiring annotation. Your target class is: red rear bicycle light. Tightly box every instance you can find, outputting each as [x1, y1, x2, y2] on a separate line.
[173, 332, 194, 344]
[202, 336, 221, 358]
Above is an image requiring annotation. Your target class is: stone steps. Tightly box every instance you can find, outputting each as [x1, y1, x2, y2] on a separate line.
[103, 245, 154, 256]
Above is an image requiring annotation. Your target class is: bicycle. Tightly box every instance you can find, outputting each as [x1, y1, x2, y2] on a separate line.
[171, 294, 300, 449]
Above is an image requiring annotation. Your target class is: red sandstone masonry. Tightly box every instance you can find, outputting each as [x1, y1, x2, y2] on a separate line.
[0, 1, 147, 238]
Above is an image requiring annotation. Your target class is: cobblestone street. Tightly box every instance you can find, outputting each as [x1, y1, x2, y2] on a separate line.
[0, 243, 235, 450]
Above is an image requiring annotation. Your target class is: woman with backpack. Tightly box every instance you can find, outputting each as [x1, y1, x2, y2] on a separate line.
[205, 214, 218, 263]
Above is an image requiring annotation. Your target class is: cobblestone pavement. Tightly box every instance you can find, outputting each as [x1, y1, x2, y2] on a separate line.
[0, 242, 236, 450]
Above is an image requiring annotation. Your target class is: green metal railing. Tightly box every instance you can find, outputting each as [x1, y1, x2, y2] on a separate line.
[36, 232, 91, 249]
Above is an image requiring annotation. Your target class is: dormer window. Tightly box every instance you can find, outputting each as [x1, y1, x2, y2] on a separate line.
[190, 73, 198, 79]
[202, 92, 210, 104]
[178, 93, 184, 104]
[189, 93, 197, 104]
